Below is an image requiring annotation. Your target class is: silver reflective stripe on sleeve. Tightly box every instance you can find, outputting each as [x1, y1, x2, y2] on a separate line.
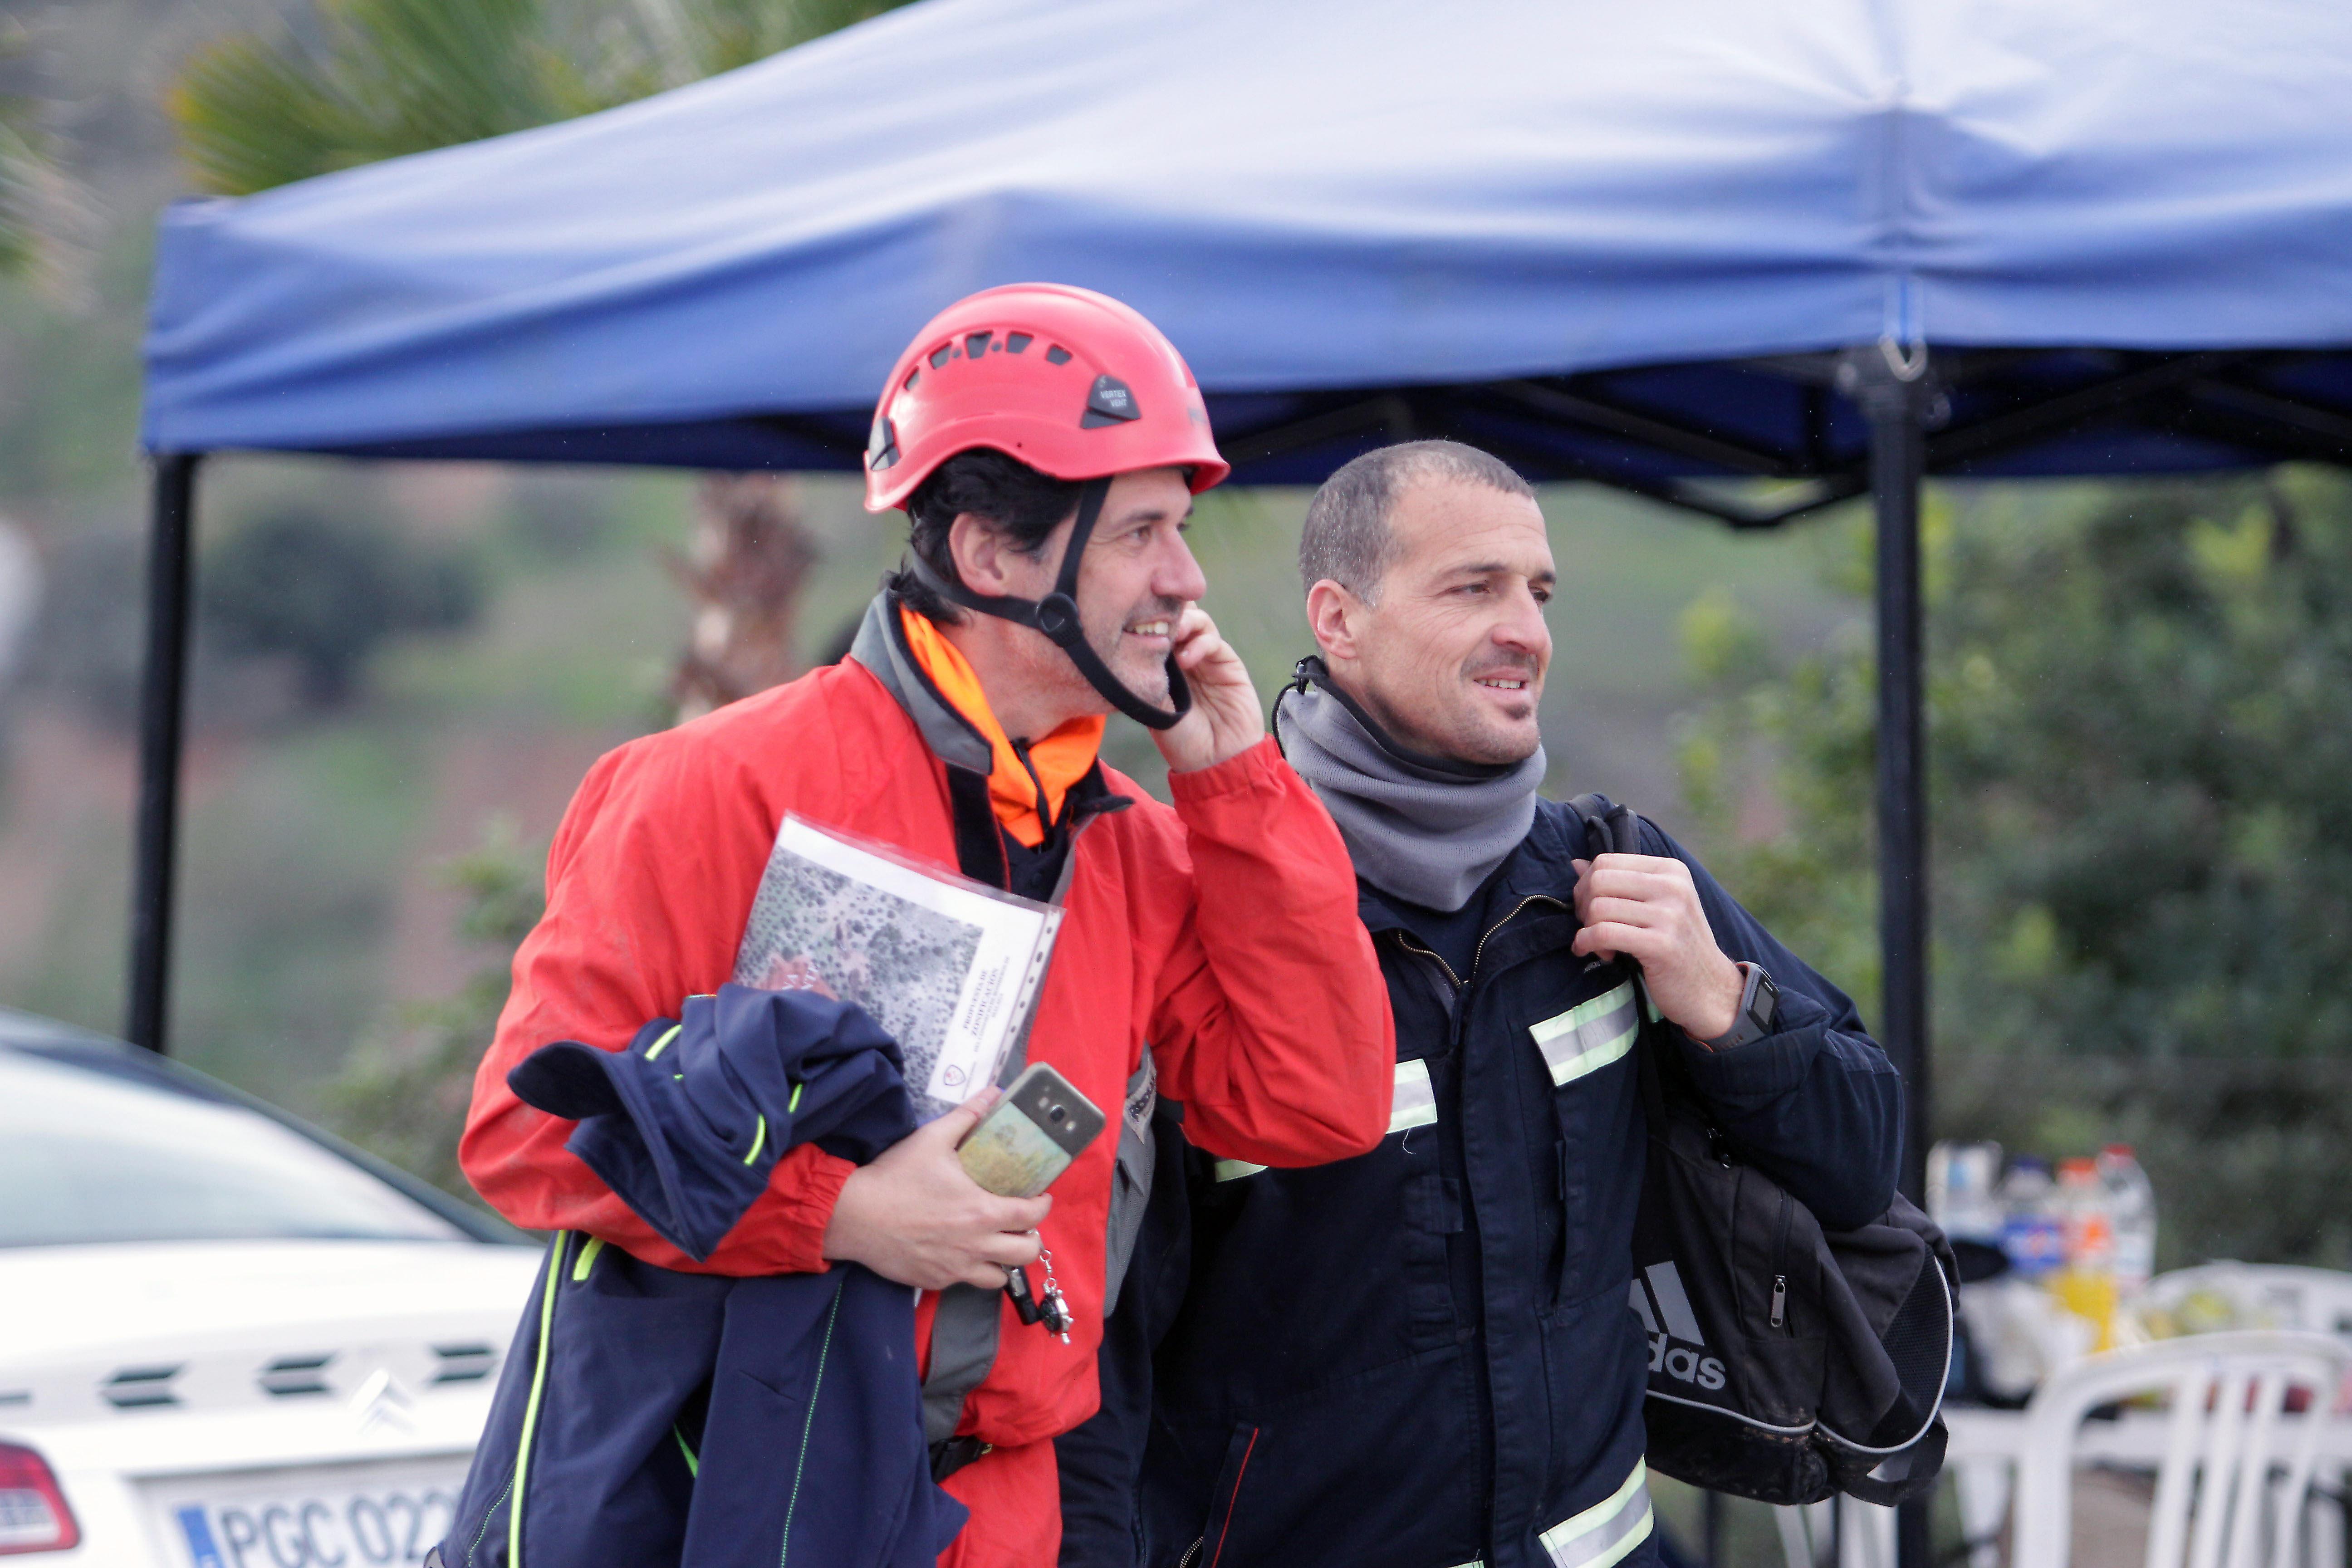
[1213, 1058, 1439, 1182]
[1528, 981, 1638, 1087]
[1537, 1459, 1653, 1568]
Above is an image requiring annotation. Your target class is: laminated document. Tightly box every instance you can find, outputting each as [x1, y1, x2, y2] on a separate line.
[733, 814, 1063, 1120]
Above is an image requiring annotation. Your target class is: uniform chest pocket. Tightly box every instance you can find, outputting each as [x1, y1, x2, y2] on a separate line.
[1395, 1057, 1463, 1346]
[1529, 979, 1641, 1306]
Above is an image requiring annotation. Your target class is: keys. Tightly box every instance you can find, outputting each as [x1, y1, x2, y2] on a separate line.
[1004, 1264, 1044, 1326]
[1039, 1282, 1073, 1343]
[1004, 1239, 1075, 1343]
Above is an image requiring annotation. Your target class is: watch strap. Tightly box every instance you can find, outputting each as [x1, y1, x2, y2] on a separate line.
[1699, 961, 1776, 1051]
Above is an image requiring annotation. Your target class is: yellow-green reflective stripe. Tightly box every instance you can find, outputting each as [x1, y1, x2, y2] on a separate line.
[1536, 1459, 1652, 1568]
[743, 1114, 767, 1165]
[776, 1282, 844, 1566]
[1529, 982, 1638, 1087]
[788, 1082, 804, 1112]
[1391, 1058, 1437, 1132]
[570, 1236, 605, 1282]
[1213, 1158, 1267, 1182]
[673, 1426, 699, 1478]
[511, 1232, 568, 1568]
[645, 1024, 684, 1061]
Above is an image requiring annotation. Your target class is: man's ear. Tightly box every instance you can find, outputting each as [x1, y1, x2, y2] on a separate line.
[948, 512, 1014, 594]
[1306, 578, 1365, 663]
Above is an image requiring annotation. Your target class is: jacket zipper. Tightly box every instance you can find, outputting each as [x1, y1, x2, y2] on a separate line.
[1392, 931, 1462, 991]
[1390, 891, 1571, 999]
[1769, 1189, 1797, 1332]
[1465, 894, 1568, 987]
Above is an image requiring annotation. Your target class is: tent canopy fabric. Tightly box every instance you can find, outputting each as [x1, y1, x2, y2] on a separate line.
[142, 0, 2352, 492]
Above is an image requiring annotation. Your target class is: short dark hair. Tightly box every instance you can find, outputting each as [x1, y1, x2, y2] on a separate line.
[1299, 440, 1535, 602]
[887, 448, 1083, 622]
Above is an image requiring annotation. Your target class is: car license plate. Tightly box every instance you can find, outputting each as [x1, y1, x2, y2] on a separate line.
[146, 1456, 466, 1568]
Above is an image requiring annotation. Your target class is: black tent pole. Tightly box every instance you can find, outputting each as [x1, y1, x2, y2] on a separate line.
[1855, 343, 1932, 1201]
[127, 451, 202, 1054]
[1844, 342, 1933, 1568]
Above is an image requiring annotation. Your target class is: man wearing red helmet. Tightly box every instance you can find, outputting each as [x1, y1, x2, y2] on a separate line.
[458, 284, 1393, 1566]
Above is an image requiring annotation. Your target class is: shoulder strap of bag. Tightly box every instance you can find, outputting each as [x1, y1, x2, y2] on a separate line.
[1566, 793, 1681, 1124]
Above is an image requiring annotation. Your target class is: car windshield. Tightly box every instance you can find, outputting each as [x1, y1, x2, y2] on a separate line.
[0, 1048, 468, 1247]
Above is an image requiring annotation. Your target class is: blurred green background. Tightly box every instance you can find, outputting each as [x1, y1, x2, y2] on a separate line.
[6, 0, 2352, 1303]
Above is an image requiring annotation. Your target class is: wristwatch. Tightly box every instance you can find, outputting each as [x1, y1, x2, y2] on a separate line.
[1696, 962, 1778, 1052]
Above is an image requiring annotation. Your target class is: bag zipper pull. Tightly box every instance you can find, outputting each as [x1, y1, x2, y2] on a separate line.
[1770, 1274, 1787, 1329]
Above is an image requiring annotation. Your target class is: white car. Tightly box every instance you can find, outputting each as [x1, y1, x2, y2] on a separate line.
[0, 1009, 543, 1567]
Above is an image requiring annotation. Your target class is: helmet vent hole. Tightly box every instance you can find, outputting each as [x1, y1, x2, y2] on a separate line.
[1006, 333, 1033, 354]
[965, 332, 993, 356]
[928, 344, 954, 369]
[1045, 345, 1073, 366]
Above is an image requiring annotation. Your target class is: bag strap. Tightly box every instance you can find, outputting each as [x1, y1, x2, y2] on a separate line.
[1566, 791, 1638, 858]
[1565, 793, 1718, 1134]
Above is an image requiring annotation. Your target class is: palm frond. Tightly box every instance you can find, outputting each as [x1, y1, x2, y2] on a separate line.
[170, 0, 559, 196]
[167, 0, 920, 199]
[0, 17, 94, 303]
[170, 33, 360, 195]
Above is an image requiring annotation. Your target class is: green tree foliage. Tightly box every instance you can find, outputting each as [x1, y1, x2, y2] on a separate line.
[1678, 470, 2352, 1266]
[0, 18, 88, 299]
[202, 505, 482, 705]
[170, 0, 913, 196]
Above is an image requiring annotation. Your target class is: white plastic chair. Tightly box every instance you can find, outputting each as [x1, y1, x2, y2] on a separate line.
[2145, 1265, 2352, 1340]
[1774, 1495, 1896, 1568]
[2010, 1329, 2352, 1568]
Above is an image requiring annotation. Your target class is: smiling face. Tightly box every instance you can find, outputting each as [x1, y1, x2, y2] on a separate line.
[1306, 474, 1553, 765]
[1069, 466, 1203, 704]
[952, 466, 1205, 736]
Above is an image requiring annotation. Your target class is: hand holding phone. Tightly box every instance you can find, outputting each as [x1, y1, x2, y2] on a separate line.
[956, 1064, 1106, 1198]
[819, 1092, 1049, 1292]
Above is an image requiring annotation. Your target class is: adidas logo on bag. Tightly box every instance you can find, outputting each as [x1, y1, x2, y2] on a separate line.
[1627, 1262, 1726, 1392]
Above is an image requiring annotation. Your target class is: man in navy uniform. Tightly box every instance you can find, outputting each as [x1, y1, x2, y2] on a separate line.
[1060, 440, 1906, 1568]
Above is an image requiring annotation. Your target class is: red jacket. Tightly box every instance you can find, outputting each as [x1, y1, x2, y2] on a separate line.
[461, 624, 1392, 1567]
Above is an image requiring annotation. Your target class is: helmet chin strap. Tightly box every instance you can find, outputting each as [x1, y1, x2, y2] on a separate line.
[906, 477, 1193, 731]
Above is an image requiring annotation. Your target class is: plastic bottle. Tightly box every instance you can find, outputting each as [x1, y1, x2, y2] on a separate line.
[1999, 1157, 2064, 1282]
[2052, 1156, 2118, 1348]
[1929, 1141, 2006, 1248]
[2099, 1142, 2158, 1301]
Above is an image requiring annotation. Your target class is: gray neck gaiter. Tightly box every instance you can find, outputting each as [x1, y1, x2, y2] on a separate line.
[1274, 658, 1545, 913]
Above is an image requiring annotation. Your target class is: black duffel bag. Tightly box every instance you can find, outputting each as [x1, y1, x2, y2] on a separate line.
[1570, 794, 1957, 1507]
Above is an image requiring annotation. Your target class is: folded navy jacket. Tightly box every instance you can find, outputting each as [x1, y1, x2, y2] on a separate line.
[508, 983, 918, 1259]
[433, 985, 963, 1568]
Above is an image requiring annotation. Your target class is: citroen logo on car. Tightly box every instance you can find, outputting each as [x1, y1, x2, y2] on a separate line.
[347, 1368, 416, 1435]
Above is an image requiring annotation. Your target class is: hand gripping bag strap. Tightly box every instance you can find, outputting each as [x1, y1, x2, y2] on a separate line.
[1562, 794, 1957, 1507]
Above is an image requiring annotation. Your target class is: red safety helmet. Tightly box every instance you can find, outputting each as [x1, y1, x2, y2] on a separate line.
[862, 283, 1229, 513]
[862, 285, 1228, 731]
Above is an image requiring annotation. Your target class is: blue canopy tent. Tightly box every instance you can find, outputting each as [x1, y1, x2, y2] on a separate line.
[139, 0, 2352, 1220]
